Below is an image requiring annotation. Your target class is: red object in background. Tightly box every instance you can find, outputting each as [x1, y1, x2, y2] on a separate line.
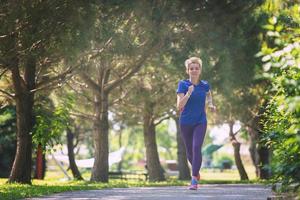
[166, 160, 178, 171]
[36, 144, 43, 179]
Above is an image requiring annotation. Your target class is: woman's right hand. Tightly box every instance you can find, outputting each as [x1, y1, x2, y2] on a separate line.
[187, 85, 194, 95]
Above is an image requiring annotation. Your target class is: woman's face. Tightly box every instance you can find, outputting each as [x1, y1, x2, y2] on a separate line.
[187, 62, 201, 78]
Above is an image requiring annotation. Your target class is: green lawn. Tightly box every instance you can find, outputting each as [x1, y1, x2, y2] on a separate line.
[200, 167, 257, 180]
[46, 164, 258, 181]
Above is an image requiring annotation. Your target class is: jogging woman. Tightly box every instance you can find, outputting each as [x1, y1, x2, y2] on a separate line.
[176, 57, 216, 190]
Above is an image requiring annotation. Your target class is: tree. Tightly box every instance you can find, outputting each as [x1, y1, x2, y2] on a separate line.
[71, 1, 181, 182]
[111, 66, 181, 181]
[66, 126, 83, 180]
[173, 115, 191, 180]
[245, 0, 300, 180]
[258, 1, 300, 185]
[0, 1, 96, 184]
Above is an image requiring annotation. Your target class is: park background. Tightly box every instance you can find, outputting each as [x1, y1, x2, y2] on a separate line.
[0, 0, 299, 199]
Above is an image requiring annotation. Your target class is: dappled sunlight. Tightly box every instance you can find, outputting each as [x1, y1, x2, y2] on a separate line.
[0, 0, 299, 199]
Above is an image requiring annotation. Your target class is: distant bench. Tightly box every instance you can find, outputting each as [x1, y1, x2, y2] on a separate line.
[109, 171, 148, 181]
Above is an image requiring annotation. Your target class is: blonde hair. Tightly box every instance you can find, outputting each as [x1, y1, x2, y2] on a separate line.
[184, 57, 202, 71]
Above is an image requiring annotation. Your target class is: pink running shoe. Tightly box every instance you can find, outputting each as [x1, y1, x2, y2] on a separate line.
[189, 178, 198, 190]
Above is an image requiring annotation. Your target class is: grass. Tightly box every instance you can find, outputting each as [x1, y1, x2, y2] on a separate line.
[200, 168, 255, 181]
[0, 166, 265, 200]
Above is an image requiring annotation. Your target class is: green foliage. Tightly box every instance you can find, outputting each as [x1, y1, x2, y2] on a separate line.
[0, 1, 96, 63]
[171, 0, 263, 124]
[213, 153, 234, 168]
[0, 106, 16, 177]
[109, 125, 145, 171]
[109, 121, 178, 171]
[0, 110, 14, 125]
[156, 121, 177, 161]
[32, 96, 74, 151]
[258, 2, 300, 185]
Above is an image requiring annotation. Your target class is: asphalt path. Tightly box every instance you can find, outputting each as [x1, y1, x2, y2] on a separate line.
[25, 184, 274, 200]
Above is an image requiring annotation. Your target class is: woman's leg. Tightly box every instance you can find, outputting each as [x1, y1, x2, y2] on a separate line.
[191, 123, 207, 177]
[179, 124, 194, 166]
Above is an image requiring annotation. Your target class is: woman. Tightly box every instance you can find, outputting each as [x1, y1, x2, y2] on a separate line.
[176, 57, 216, 190]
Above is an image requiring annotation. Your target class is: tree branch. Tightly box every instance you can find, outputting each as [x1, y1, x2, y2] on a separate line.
[244, 122, 264, 134]
[10, 65, 28, 97]
[0, 89, 15, 99]
[0, 69, 8, 79]
[233, 128, 241, 136]
[66, 82, 93, 103]
[104, 40, 162, 92]
[35, 64, 79, 91]
[73, 126, 81, 149]
[0, 34, 9, 38]
[88, 37, 113, 61]
[110, 85, 134, 106]
[0, 103, 10, 110]
[80, 72, 101, 95]
[33, 37, 113, 93]
[70, 111, 95, 121]
[30, 76, 68, 93]
[154, 115, 170, 126]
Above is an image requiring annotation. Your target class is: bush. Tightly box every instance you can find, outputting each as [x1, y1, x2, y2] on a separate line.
[0, 105, 16, 178]
[213, 154, 234, 169]
[258, 3, 300, 185]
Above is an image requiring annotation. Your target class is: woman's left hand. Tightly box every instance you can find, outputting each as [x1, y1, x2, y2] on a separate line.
[208, 105, 217, 112]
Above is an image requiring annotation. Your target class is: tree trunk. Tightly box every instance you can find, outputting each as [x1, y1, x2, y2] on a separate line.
[117, 126, 123, 172]
[143, 102, 165, 182]
[8, 56, 36, 184]
[257, 145, 270, 179]
[229, 121, 248, 180]
[249, 104, 271, 179]
[174, 117, 190, 180]
[247, 126, 259, 177]
[91, 92, 109, 182]
[247, 126, 271, 179]
[35, 144, 44, 179]
[67, 127, 83, 180]
[256, 111, 271, 179]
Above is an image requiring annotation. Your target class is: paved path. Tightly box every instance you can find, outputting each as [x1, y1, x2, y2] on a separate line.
[26, 184, 273, 200]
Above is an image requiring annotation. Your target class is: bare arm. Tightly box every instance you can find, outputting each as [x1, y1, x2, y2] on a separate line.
[177, 85, 194, 111]
[206, 90, 213, 107]
[177, 93, 191, 111]
[206, 90, 216, 111]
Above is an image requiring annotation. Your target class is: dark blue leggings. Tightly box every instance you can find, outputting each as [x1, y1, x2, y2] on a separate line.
[180, 123, 207, 177]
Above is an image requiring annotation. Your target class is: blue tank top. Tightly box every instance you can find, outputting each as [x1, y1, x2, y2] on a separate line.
[176, 79, 210, 125]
